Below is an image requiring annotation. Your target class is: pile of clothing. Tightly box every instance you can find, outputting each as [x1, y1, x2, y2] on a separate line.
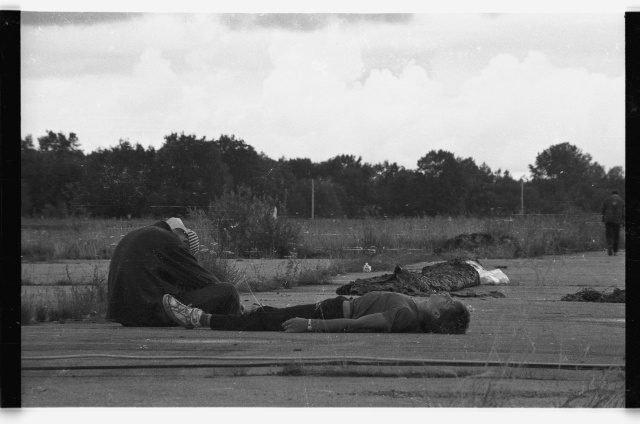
[561, 287, 625, 303]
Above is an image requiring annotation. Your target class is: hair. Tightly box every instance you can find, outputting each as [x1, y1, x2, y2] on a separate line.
[421, 300, 471, 334]
[612, 189, 619, 195]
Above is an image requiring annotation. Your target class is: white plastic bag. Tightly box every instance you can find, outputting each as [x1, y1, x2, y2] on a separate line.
[478, 268, 510, 285]
[465, 260, 510, 285]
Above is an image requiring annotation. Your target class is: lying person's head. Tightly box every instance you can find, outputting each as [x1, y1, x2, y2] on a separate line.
[420, 293, 471, 334]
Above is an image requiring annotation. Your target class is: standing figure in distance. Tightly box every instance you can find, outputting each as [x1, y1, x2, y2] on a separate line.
[602, 190, 625, 256]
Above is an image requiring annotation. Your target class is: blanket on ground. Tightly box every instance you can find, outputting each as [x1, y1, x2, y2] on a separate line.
[336, 259, 481, 297]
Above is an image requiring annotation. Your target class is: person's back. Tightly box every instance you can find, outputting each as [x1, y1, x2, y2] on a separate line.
[107, 221, 225, 326]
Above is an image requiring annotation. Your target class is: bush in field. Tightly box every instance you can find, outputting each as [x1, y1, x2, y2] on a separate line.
[35, 304, 48, 322]
[361, 219, 393, 250]
[197, 254, 245, 287]
[21, 242, 55, 262]
[204, 188, 302, 258]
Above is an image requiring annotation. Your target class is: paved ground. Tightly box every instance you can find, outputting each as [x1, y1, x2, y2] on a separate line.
[20, 252, 625, 407]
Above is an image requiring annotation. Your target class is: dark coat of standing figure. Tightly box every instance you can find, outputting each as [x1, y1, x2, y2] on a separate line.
[601, 190, 625, 256]
[106, 218, 241, 326]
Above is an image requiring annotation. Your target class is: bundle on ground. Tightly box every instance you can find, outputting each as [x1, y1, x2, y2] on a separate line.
[336, 259, 480, 297]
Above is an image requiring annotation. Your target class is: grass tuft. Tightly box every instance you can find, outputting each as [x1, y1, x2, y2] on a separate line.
[45, 285, 108, 322]
[21, 264, 109, 323]
[559, 368, 625, 407]
[21, 296, 35, 325]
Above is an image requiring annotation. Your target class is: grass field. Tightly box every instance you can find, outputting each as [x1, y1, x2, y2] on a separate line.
[21, 213, 617, 261]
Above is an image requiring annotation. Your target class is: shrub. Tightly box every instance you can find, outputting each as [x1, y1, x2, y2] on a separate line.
[201, 188, 303, 258]
[361, 219, 393, 251]
[35, 304, 48, 322]
[296, 263, 343, 286]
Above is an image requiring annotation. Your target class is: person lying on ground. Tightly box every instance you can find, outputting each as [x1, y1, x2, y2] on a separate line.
[162, 291, 471, 334]
[106, 217, 241, 327]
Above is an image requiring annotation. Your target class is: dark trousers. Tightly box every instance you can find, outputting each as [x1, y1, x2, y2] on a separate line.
[177, 282, 241, 316]
[208, 296, 348, 331]
[605, 222, 621, 254]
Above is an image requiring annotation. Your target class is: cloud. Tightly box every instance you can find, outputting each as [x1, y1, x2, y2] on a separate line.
[444, 51, 624, 172]
[235, 44, 622, 176]
[21, 11, 139, 26]
[20, 13, 624, 179]
[220, 13, 413, 31]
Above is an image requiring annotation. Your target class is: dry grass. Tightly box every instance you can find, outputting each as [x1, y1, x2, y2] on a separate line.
[21, 217, 145, 261]
[21, 264, 109, 324]
[21, 214, 620, 262]
[298, 214, 616, 257]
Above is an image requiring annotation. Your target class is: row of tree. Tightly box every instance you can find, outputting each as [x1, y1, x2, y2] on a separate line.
[21, 131, 625, 218]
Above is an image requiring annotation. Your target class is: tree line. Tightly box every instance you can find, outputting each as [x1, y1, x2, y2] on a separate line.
[21, 131, 625, 219]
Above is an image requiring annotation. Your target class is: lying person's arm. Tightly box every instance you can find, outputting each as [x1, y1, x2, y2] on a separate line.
[282, 313, 389, 333]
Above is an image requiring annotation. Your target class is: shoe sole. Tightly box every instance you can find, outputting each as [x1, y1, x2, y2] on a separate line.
[162, 294, 194, 329]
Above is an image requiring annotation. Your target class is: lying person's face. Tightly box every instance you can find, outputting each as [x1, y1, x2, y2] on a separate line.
[425, 292, 454, 312]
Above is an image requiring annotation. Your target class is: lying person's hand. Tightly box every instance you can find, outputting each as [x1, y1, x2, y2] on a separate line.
[282, 317, 308, 332]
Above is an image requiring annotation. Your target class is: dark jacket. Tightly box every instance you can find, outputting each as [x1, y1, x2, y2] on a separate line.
[602, 194, 625, 224]
[106, 221, 221, 326]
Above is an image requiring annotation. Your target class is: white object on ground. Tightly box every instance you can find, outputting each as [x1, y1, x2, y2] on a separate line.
[465, 260, 510, 285]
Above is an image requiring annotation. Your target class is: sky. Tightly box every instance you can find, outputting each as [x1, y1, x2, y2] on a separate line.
[18, 2, 628, 180]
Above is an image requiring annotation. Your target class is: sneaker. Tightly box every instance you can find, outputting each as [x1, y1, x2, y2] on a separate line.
[162, 294, 203, 329]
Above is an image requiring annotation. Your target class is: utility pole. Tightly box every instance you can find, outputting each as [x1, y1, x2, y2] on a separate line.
[311, 179, 315, 219]
[520, 180, 524, 215]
